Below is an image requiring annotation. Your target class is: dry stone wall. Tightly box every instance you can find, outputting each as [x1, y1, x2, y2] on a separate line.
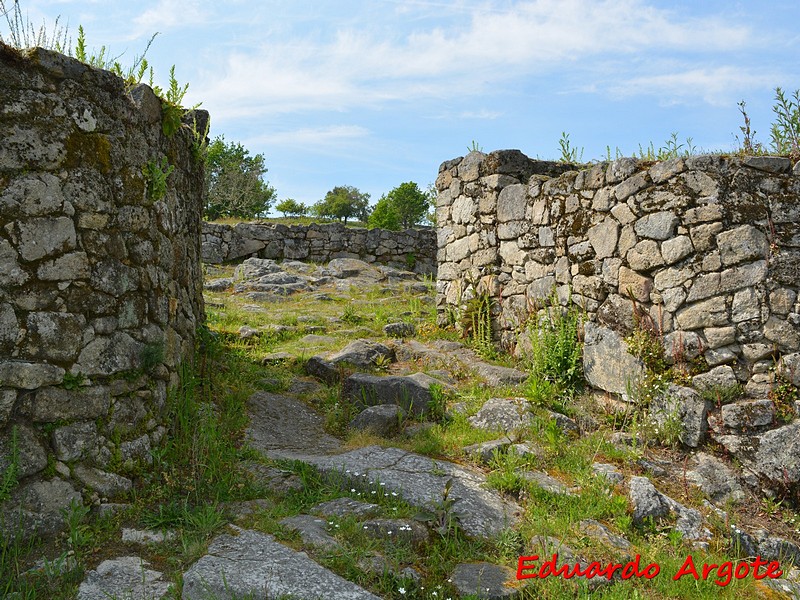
[436, 149, 800, 484]
[202, 221, 436, 275]
[0, 44, 205, 536]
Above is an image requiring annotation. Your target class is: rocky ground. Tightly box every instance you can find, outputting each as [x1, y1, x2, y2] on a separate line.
[7, 257, 800, 599]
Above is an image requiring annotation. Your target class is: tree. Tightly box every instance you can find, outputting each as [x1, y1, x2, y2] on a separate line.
[381, 181, 432, 229]
[275, 198, 308, 217]
[204, 135, 277, 220]
[367, 196, 401, 230]
[312, 185, 370, 224]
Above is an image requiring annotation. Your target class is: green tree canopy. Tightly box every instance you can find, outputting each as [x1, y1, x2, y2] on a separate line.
[204, 135, 277, 220]
[275, 198, 308, 217]
[367, 196, 401, 230]
[381, 181, 432, 229]
[312, 185, 370, 224]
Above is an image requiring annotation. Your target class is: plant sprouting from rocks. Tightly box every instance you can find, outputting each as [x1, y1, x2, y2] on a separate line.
[0, 0, 68, 50]
[558, 131, 583, 163]
[142, 155, 174, 202]
[524, 290, 584, 395]
[0, 425, 20, 501]
[770, 87, 800, 160]
[461, 291, 495, 359]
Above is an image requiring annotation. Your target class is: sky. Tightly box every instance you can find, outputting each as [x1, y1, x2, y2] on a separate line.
[3, 0, 799, 213]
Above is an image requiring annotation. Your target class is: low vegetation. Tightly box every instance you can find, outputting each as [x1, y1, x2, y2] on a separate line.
[2, 266, 796, 599]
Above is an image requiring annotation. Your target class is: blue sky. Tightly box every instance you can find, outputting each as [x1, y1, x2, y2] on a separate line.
[4, 1, 799, 212]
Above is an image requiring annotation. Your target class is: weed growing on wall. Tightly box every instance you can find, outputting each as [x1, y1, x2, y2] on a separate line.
[142, 156, 174, 202]
[0, 425, 19, 501]
[461, 292, 495, 359]
[771, 87, 800, 160]
[524, 292, 584, 396]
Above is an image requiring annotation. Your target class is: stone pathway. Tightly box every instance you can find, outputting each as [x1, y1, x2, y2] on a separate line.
[182, 528, 380, 600]
[307, 445, 521, 539]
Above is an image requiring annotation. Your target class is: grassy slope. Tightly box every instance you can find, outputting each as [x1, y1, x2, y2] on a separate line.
[1, 264, 795, 600]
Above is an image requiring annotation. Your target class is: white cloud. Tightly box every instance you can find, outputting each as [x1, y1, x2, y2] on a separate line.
[130, 0, 210, 38]
[609, 66, 782, 107]
[194, 0, 760, 118]
[242, 125, 370, 150]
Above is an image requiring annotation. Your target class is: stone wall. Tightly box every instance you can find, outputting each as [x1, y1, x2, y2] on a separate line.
[0, 44, 205, 535]
[435, 149, 800, 395]
[202, 221, 437, 275]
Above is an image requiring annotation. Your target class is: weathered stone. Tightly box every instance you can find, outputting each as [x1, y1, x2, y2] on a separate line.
[629, 476, 671, 524]
[650, 385, 711, 447]
[52, 421, 98, 462]
[692, 365, 738, 390]
[15, 216, 76, 261]
[1, 477, 82, 540]
[24, 311, 86, 363]
[73, 465, 132, 498]
[627, 240, 664, 271]
[327, 339, 395, 368]
[717, 225, 769, 266]
[497, 184, 526, 222]
[450, 562, 518, 599]
[591, 463, 624, 485]
[74, 332, 145, 376]
[121, 528, 176, 544]
[654, 265, 694, 291]
[686, 453, 745, 504]
[469, 397, 533, 432]
[583, 323, 644, 396]
[279, 514, 340, 549]
[464, 439, 512, 464]
[383, 322, 416, 337]
[764, 316, 800, 350]
[0, 389, 15, 426]
[349, 404, 403, 437]
[37, 251, 90, 280]
[675, 299, 729, 330]
[311, 497, 380, 519]
[0, 424, 47, 478]
[704, 327, 736, 349]
[662, 331, 703, 363]
[634, 211, 679, 240]
[587, 218, 619, 259]
[751, 421, 800, 486]
[343, 372, 440, 416]
[182, 529, 380, 600]
[661, 235, 693, 265]
[246, 392, 342, 460]
[523, 470, 575, 495]
[0, 361, 64, 389]
[472, 362, 529, 386]
[579, 519, 632, 552]
[721, 400, 774, 430]
[308, 446, 521, 538]
[618, 266, 652, 303]
[778, 353, 800, 386]
[705, 346, 738, 367]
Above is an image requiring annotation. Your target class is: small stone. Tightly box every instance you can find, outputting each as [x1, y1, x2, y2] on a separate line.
[349, 404, 404, 437]
[383, 322, 416, 337]
[450, 562, 518, 599]
[634, 211, 679, 240]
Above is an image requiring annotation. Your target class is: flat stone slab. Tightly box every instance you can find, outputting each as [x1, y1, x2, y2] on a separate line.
[78, 556, 171, 600]
[308, 445, 521, 538]
[311, 497, 380, 519]
[279, 514, 340, 549]
[246, 392, 342, 459]
[182, 528, 380, 600]
[450, 562, 520, 599]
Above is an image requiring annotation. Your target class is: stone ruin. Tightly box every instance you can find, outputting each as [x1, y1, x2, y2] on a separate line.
[0, 43, 205, 537]
[435, 149, 800, 490]
[202, 221, 437, 276]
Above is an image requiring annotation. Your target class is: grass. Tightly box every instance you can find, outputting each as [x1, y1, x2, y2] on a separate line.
[1, 263, 795, 600]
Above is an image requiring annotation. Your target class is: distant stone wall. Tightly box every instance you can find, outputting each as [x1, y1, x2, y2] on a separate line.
[202, 221, 437, 275]
[0, 44, 205, 535]
[435, 150, 800, 394]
